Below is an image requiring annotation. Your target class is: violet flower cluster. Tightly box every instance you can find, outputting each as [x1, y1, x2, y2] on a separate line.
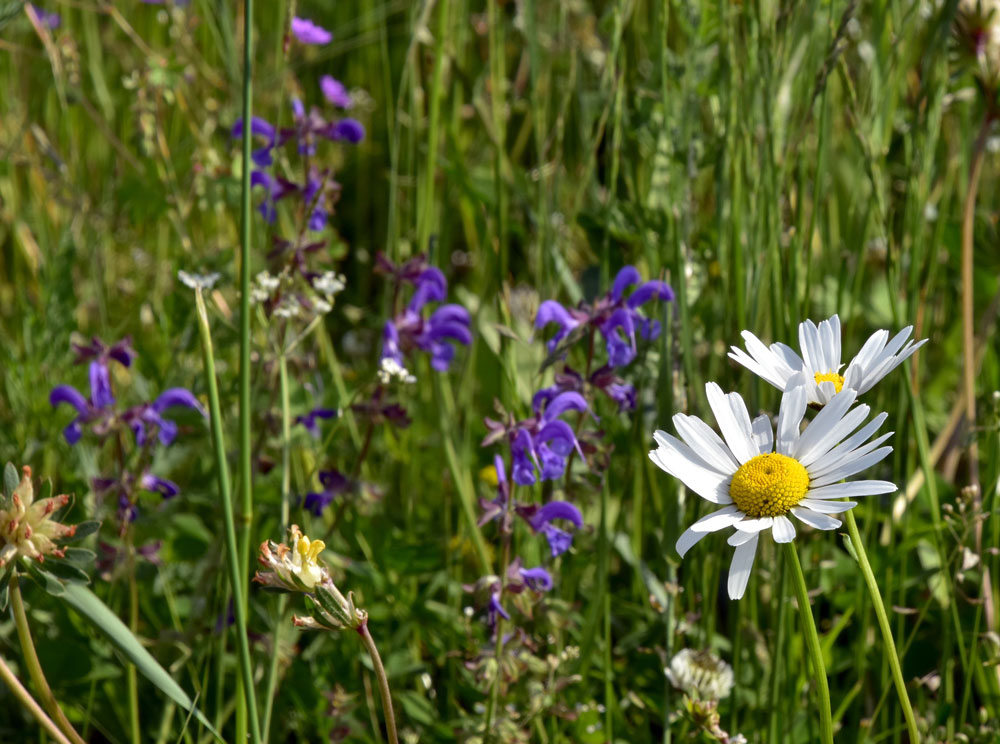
[49, 337, 205, 524]
[376, 252, 472, 374]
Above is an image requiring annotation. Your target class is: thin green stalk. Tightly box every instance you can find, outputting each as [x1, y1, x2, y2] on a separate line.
[194, 287, 262, 744]
[417, 0, 449, 252]
[784, 543, 833, 744]
[0, 652, 72, 744]
[767, 551, 788, 744]
[9, 577, 86, 744]
[844, 511, 920, 742]
[358, 624, 399, 744]
[127, 541, 141, 744]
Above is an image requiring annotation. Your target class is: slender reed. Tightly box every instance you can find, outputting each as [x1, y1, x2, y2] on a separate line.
[844, 510, 919, 743]
[9, 577, 86, 744]
[0, 652, 72, 744]
[783, 543, 834, 744]
[194, 287, 262, 744]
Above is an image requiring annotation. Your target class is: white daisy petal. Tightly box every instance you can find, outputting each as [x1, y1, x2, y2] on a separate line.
[797, 497, 857, 513]
[727, 530, 757, 546]
[791, 389, 860, 465]
[808, 417, 890, 475]
[770, 342, 806, 374]
[790, 507, 842, 531]
[751, 414, 773, 455]
[848, 329, 890, 378]
[805, 480, 897, 500]
[772, 515, 796, 543]
[829, 315, 842, 369]
[776, 380, 808, 455]
[817, 315, 839, 372]
[728, 347, 787, 391]
[734, 517, 773, 533]
[673, 413, 740, 473]
[705, 383, 758, 464]
[727, 533, 759, 600]
[676, 526, 710, 558]
[688, 505, 744, 533]
[649, 442, 733, 504]
[729, 331, 800, 390]
[809, 446, 893, 487]
[799, 319, 825, 373]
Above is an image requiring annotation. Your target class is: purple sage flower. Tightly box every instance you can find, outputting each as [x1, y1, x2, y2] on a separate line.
[524, 500, 584, 557]
[296, 407, 339, 438]
[231, 116, 277, 168]
[140, 472, 180, 499]
[30, 4, 60, 29]
[122, 388, 206, 447]
[518, 565, 553, 592]
[291, 16, 332, 45]
[303, 469, 353, 517]
[50, 361, 119, 444]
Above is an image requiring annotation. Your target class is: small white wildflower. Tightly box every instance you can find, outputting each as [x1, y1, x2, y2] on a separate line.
[313, 271, 346, 297]
[665, 649, 734, 701]
[378, 357, 416, 385]
[923, 203, 938, 222]
[178, 270, 221, 290]
[256, 271, 280, 291]
[273, 298, 301, 318]
[313, 297, 333, 314]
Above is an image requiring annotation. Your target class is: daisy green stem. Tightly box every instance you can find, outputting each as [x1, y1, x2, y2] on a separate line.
[194, 287, 262, 744]
[9, 576, 86, 744]
[844, 510, 920, 743]
[783, 543, 833, 744]
[358, 623, 399, 744]
[0, 651, 71, 744]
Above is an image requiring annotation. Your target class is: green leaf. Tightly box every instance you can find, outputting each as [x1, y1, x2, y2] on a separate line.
[25, 561, 66, 596]
[0, 568, 12, 612]
[3, 462, 18, 500]
[0, 2, 24, 33]
[61, 520, 100, 544]
[40, 559, 90, 584]
[58, 583, 222, 741]
[63, 547, 97, 567]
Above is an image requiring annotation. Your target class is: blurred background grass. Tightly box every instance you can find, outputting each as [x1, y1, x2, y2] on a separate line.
[1, 0, 999, 742]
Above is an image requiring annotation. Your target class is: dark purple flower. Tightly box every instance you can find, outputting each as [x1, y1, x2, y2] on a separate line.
[535, 300, 583, 353]
[72, 336, 136, 369]
[232, 116, 277, 168]
[50, 361, 118, 444]
[140, 472, 180, 499]
[123, 388, 206, 447]
[327, 118, 365, 144]
[510, 429, 537, 486]
[296, 407, 339, 438]
[303, 469, 353, 517]
[320, 75, 352, 108]
[118, 493, 139, 524]
[527, 501, 584, 557]
[291, 16, 332, 45]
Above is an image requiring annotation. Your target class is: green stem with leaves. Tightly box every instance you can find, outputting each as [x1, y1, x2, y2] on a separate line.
[9, 576, 86, 744]
[844, 510, 920, 742]
[784, 543, 833, 744]
[194, 287, 262, 744]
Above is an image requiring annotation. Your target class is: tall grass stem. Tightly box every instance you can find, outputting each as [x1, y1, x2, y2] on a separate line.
[0, 652, 72, 744]
[358, 624, 399, 744]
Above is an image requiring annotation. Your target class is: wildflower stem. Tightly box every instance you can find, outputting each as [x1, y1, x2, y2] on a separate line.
[194, 287, 263, 744]
[783, 543, 833, 744]
[127, 544, 141, 744]
[9, 576, 86, 744]
[844, 510, 920, 743]
[0, 651, 72, 744]
[358, 623, 399, 744]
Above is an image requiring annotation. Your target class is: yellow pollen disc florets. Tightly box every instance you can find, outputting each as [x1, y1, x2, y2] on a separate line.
[813, 371, 844, 393]
[729, 453, 810, 518]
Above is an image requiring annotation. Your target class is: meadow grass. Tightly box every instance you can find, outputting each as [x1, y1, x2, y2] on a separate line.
[1, 0, 999, 742]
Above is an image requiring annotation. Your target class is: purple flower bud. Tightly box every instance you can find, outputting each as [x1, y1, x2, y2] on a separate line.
[290, 16, 332, 45]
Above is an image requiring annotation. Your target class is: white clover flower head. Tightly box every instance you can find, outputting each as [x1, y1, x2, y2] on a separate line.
[313, 271, 346, 298]
[378, 357, 416, 385]
[729, 314, 927, 407]
[666, 648, 734, 701]
[0, 466, 76, 568]
[651, 380, 897, 599]
[177, 270, 222, 290]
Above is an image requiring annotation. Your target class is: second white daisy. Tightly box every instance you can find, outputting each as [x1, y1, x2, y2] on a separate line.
[728, 314, 926, 406]
[650, 379, 896, 599]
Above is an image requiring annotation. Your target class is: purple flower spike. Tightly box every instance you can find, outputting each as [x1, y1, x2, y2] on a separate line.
[519, 566, 553, 592]
[296, 407, 339, 438]
[320, 75, 352, 108]
[140, 472, 180, 499]
[291, 16, 332, 45]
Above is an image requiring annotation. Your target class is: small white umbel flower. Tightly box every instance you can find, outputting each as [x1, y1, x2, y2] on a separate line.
[650, 380, 897, 599]
[728, 314, 926, 406]
[666, 649, 734, 701]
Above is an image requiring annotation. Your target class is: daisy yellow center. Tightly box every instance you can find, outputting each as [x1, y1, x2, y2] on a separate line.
[813, 371, 844, 393]
[729, 453, 810, 518]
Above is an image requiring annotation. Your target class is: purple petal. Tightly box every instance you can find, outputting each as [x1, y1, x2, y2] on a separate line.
[530, 500, 584, 530]
[157, 418, 178, 447]
[380, 321, 404, 365]
[541, 524, 573, 557]
[536, 420, 579, 457]
[494, 454, 507, 486]
[153, 388, 205, 415]
[291, 97, 305, 119]
[531, 385, 561, 416]
[50, 385, 89, 414]
[231, 116, 276, 143]
[89, 362, 114, 409]
[535, 300, 580, 352]
[304, 490, 335, 517]
[429, 303, 470, 326]
[488, 592, 510, 622]
[610, 265, 641, 301]
[626, 280, 674, 308]
[601, 308, 637, 367]
[541, 391, 589, 423]
[63, 421, 83, 445]
[320, 75, 353, 108]
[140, 473, 180, 499]
[408, 267, 447, 312]
[290, 16, 332, 45]
[537, 444, 567, 480]
[520, 566, 553, 592]
[108, 338, 136, 368]
[328, 118, 365, 144]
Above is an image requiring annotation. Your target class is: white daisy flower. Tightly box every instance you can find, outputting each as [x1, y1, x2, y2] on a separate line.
[650, 380, 897, 600]
[728, 314, 927, 406]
